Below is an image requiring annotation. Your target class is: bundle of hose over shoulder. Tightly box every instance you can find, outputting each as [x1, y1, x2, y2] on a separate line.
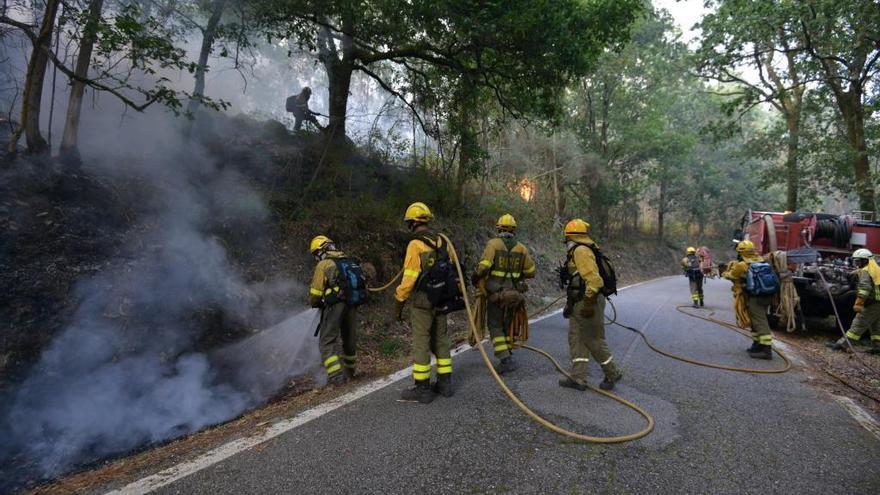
[769, 250, 800, 333]
[507, 303, 530, 343]
[734, 288, 751, 329]
[437, 233, 654, 444]
[470, 283, 488, 346]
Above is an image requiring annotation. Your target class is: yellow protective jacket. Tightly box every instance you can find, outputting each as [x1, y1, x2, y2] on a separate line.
[395, 230, 457, 303]
[309, 250, 346, 308]
[474, 236, 536, 292]
[567, 237, 604, 297]
[722, 253, 763, 292]
[681, 254, 702, 272]
[722, 253, 764, 328]
[856, 260, 880, 301]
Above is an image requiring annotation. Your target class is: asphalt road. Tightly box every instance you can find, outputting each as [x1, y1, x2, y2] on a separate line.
[151, 277, 879, 494]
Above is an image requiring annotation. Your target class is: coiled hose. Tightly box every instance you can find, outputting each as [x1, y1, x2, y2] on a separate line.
[438, 234, 655, 444]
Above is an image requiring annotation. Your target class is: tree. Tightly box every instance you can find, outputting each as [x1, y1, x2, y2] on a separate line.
[2, 1, 228, 157]
[59, 0, 105, 163]
[696, 0, 811, 211]
[4, 0, 61, 155]
[254, 0, 642, 142]
[794, 0, 880, 211]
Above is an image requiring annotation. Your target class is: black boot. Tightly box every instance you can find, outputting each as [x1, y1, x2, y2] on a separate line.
[825, 339, 845, 351]
[327, 373, 347, 386]
[400, 380, 436, 403]
[558, 377, 588, 391]
[746, 341, 761, 353]
[867, 342, 880, 355]
[748, 344, 773, 360]
[494, 356, 517, 375]
[692, 300, 699, 308]
[432, 374, 455, 397]
[343, 367, 360, 380]
[699, 298, 704, 307]
[600, 363, 622, 391]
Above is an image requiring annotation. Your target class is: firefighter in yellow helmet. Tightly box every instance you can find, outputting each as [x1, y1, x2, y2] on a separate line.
[471, 214, 536, 374]
[308, 235, 361, 385]
[827, 248, 880, 354]
[559, 219, 622, 391]
[681, 246, 705, 308]
[393, 202, 457, 403]
[722, 240, 774, 359]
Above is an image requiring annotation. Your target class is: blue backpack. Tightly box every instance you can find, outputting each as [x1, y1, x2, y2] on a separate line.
[333, 258, 368, 307]
[745, 262, 779, 296]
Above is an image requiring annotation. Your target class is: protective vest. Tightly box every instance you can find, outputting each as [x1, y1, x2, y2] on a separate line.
[685, 254, 700, 271]
[856, 269, 880, 301]
[309, 251, 345, 305]
[486, 238, 527, 292]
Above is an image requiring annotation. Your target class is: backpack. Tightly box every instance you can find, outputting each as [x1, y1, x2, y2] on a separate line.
[285, 95, 296, 113]
[745, 262, 779, 296]
[332, 258, 368, 307]
[418, 236, 465, 314]
[565, 244, 618, 298]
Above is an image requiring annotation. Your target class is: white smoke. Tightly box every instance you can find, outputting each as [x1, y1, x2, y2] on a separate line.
[0, 100, 324, 489]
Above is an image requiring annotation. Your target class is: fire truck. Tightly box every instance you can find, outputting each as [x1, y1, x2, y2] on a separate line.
[736, 210, 880, 331]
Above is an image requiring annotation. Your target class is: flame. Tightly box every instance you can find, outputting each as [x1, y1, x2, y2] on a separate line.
[517, 178, 536, 202]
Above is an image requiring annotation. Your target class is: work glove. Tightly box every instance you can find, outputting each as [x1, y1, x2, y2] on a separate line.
[392, 299, 406, 322]
[579, 292, 597, 318]
[471, 272, 482, 287]
[516, 281, 529, 293]
[854, 297, 865, 314]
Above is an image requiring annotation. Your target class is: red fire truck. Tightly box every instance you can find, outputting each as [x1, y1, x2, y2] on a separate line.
[736, 210, 880, 331]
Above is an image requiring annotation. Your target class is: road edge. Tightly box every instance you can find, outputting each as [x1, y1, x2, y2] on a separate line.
[103, 276, 671, 494]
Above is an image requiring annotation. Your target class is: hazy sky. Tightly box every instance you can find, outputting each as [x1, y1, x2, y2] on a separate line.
[654, 0, 710, 45]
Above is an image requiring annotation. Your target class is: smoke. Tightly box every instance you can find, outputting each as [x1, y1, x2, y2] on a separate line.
[0, 100, 324, 490]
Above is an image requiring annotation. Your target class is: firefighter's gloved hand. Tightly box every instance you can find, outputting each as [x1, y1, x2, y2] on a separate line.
[392, 299, 405, 322]
[470, 272, 482, 287]
[854, 297, 865, 314]
[579, 292, 597, 318]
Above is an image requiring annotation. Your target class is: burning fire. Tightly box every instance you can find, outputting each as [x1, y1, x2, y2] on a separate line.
[517, 178, 536, 202]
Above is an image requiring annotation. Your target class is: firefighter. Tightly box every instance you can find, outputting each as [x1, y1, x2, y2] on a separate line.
[827, 248, 880, 354]
[393, 202, 455, 403]
[722, 240, 773, 360]
[681, 247, 705, 307]
[287, 87, 324, 131]
[471, 214, 537, 374]
[559, 219, 622, 391]
[309, 235, 359, 385]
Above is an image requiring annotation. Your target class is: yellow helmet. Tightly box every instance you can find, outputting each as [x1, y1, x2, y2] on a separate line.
[687, 246, 697, 254]
[496, 214, 517, 232]
[736, 240, 755, 253]
[309, 235, 332, 255]
[564, 218, 590, 238]
[404, 202, 433, 223]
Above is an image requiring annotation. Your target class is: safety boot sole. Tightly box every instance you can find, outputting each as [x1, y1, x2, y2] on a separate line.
[558, 377, 588, 391]
[747, 350, 773, 360]
[431, 382, 455, 398]
[398, 388, 436, 404]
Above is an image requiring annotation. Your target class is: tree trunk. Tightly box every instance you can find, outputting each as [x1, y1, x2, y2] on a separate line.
[838, 91, 874, 211]
[184, 0, 227, 138]
[454, 83, 476, 205]
[326, 59, 353, 141]
[8, 0, 61, 155]
[59, 0, 104, 163]
[782, 108, 800, 211]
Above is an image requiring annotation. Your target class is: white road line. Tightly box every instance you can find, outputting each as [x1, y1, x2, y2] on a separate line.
[832, 395, 880, 441]
[105, 279, 654, 494]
